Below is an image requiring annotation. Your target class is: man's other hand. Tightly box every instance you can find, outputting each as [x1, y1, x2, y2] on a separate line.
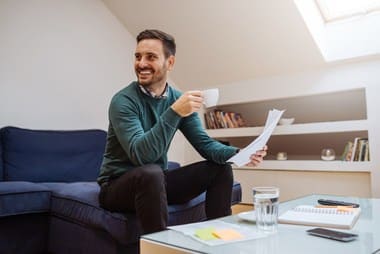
[245, 145, 268, 167]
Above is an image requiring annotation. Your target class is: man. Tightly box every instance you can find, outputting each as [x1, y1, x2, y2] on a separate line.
[98, 29, 267, 234]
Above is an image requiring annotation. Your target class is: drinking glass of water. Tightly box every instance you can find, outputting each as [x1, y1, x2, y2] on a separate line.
[253, 186, 279, 233]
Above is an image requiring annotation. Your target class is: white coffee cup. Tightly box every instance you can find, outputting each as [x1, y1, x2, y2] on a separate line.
[202, 88, 219, 108]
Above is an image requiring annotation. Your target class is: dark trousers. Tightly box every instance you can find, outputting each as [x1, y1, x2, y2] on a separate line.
[99, 161, 233, 234]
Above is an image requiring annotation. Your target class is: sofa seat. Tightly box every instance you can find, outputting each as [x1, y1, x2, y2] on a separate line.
[41, 181, 242, 246]
[41, 182, 140, 245]
[0, 181, 51, 217]
[0, 182, 51, 254]
[168, 181, 242, 225]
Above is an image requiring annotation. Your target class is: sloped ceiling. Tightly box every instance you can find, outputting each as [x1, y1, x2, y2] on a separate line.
[102, 0, 327, 90]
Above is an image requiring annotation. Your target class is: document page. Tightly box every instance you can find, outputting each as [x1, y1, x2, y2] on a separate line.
[168, 219, 266, 246]
[227, 109, 284, 167]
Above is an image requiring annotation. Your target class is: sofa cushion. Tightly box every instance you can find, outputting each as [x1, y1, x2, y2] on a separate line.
[41, 180, 241, 245]
[231, 181, 242, 206]
[0, 213, 50, 254]
[41, 182, 140, 245]
[167, 161, 180, 170]
[168, 181, 242, 225]
[0, 181, 51, 217]
[0, 139, 3, 181]
[0, 127, 106, 182]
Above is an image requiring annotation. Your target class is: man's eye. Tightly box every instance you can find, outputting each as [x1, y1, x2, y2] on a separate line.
[148, 54, 157, 60]
[135, 54, 141, 60]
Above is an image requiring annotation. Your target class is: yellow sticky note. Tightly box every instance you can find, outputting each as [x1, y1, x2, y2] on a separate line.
[212, 229, 244, 240]
[194, 227, 217, 240]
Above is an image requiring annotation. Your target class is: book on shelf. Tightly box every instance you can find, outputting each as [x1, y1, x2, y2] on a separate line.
[278, 205, 361, 229]
[340, 141, 353, 161]
[350, 137, 361, 162]
[358, 138, 369, 161]
[364, 140, 370, 161]
[341, 137, 370, 162]
[204, 109, 246, 129]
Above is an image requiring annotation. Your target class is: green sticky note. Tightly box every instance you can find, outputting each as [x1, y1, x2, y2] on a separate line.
[194, 227, 217, 240]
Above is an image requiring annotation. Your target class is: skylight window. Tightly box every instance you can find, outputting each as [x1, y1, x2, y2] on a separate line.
[295, 0, 380, 62]
[316, 0, 380, 23]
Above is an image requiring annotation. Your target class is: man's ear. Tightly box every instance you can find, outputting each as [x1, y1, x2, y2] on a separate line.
[167, 55, 175, 71]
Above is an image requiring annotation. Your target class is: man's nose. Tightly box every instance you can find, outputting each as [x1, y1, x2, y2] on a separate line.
[138, 57, 149, 68]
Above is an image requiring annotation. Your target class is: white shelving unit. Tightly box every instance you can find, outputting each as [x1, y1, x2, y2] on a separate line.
[207, 120, 369, 138]
[237, 160, 371, 172]
[204, 88, 372, 202]
[206, 119, 371, 172]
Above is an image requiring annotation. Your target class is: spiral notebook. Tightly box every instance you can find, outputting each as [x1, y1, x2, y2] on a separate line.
[278, 205, 361, 229]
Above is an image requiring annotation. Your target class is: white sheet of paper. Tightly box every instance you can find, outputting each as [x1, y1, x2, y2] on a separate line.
[227, 109, 284, 166]
[168, 219, 266, 246]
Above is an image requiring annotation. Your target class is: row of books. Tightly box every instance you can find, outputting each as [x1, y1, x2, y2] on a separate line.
[204, 110, 246, 129]
[341, 137, 370, 162]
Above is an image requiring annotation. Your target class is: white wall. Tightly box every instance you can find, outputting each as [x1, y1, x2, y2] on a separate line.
[0, 0, 135, 130]
[0, 0, 185, 162]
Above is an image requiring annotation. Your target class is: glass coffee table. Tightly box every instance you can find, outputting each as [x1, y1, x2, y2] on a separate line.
[140, 194, 380, 254]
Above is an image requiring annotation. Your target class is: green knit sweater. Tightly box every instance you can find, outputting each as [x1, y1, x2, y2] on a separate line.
[97, 82, 238, 184]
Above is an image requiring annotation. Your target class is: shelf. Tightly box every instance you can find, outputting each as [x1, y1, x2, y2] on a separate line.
[206, 120, 369, 138]
[234, 160, 372, 172]
[206, 88, 371, 176]
[210, 87, 374, 200]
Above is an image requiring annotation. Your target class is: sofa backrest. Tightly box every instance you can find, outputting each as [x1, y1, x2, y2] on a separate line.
[0, 126, 107, 182]
[0, 135, 3, 181]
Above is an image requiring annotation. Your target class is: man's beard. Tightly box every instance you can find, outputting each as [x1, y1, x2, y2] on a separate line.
[136, 68, 167, 88]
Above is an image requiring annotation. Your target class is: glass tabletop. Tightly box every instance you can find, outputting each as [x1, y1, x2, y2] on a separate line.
[141, 194, 380, 254]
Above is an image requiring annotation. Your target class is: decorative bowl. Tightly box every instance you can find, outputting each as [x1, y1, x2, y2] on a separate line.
[279, 117, 295, 125]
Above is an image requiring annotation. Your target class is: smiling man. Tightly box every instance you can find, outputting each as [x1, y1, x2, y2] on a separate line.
[97, 29, 267, 235]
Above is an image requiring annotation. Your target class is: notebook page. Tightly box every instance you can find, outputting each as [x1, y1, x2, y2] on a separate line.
[278, 205, 361, 229]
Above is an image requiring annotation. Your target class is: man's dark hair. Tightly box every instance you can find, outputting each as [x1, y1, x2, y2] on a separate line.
[136, 29, 176, 58]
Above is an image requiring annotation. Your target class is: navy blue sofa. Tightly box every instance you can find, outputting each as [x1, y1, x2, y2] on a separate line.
[0, 126, 241, 254]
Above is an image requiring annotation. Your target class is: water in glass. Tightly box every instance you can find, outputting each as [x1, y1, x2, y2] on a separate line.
[253, 187, 279, 233]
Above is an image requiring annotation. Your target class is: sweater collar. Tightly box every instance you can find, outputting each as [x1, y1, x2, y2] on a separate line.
[138, 83, 168, 99]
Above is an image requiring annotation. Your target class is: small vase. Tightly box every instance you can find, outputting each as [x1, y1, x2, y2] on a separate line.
[321, 148, 335, 161]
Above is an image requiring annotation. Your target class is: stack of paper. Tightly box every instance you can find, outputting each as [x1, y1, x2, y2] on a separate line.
[227, 109, 284, 166]
[168, 220, 266, 246]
